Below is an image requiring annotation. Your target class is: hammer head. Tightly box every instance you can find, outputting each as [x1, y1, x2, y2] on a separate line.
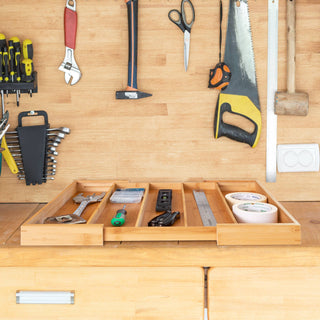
[116, 90, 152, 100]
[275, 91, 309, 116]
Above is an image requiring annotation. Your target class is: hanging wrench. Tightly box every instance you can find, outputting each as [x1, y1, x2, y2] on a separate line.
[43, 192, 106, 224]
[58, 0, 81, 85]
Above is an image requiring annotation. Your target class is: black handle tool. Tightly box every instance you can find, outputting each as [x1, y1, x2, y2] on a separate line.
[116, 0, 152, 100]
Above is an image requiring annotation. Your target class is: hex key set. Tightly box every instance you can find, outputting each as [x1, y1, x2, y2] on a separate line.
[5, 110, 70, 185]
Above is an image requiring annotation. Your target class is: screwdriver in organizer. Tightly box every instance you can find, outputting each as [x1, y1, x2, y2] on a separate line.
[2, 47, 9, 97]
[22, 39, 34, 97]
[8, 40, 15, 83]
[0, 34, 6, 114]
[14, 48, 21, 106]
[10, 37, 21, 105]
[23, 39, 33, 60]
[21, 59, 33, 96]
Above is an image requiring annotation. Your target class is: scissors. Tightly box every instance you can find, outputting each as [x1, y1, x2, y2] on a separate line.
[168, 0, 195, 71]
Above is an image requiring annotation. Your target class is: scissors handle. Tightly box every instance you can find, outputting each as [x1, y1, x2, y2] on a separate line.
[168, 9, 185, 32]
[181, 0, 195, 32]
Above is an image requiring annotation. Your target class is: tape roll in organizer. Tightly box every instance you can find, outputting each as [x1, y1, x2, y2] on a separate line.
[225, 192, 267, 207]
[232, 202, 278, 224]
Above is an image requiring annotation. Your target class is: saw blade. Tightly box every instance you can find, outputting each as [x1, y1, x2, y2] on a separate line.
[223, 0, 260, 110]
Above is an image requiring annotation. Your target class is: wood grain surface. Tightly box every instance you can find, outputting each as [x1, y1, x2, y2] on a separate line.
[0, 0, 319, 202]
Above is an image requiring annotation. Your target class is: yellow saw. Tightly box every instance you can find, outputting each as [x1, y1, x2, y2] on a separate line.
[214, 0, 261, 148]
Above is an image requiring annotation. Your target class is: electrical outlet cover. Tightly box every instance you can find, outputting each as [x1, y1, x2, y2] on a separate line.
[277, 144, 320, 172]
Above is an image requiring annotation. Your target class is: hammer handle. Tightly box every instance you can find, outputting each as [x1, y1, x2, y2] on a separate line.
[287, 0, 296, 93]
[126, 0, 138, 90]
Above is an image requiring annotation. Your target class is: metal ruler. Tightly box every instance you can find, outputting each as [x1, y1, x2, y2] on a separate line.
[193, 191, 217, 226]
[266, 0, 279, 182]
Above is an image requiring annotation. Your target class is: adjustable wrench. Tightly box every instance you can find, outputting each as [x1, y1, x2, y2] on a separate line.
[43, 192, 106, 224]
[58, 0, 81, 85]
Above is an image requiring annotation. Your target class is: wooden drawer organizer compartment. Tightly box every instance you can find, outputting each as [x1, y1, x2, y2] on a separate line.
[20, 180, 301, 246]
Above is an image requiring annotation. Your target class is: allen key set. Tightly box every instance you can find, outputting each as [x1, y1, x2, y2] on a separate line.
[5, 110, 70, 185]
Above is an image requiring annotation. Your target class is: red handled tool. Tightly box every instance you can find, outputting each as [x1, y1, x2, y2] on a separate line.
[208, 0, 231, 90]
[59, 0, 81, 85]
[116, 0, 152, 99]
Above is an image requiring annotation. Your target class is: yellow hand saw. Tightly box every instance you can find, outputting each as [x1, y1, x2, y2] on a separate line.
[214, 0, 261, 148]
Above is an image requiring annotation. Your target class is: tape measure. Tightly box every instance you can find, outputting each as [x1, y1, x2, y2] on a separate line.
[266, 0, 279, 182]
[193, 191, 217, 226]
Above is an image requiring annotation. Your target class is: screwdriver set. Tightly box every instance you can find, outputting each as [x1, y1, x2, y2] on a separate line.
[5, 110, 70, 185]
[0, 34, 37, 108]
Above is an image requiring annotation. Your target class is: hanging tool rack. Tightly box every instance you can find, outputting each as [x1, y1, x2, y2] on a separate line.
[0, 72, 37, 97]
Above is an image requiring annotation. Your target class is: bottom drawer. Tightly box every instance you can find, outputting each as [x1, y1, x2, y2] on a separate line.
[0, 267, 203, 320]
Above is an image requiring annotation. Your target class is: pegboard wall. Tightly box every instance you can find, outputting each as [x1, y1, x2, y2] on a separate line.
[0, 0, 319, 202]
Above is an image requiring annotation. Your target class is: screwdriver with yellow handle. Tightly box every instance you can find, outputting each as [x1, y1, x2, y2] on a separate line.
[22, 39, 34, 96]
[0, 34, 5, 116]
[10, 37, 21, 106]
[21, 59, 33, 96]
[23, 39, 33, 60]
[8, 40, 15, 83]
[14, 48, 21, 106]
[2, 46, 9, 97]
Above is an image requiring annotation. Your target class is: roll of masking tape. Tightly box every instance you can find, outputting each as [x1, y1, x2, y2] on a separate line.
[225, 192, 267, 207]
[232, 202, 278, 224]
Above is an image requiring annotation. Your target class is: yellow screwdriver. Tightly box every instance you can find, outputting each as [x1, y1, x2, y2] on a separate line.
[0, 34, 5, 115]
[23, 39, 33, 60]
[10, 37, 21, 105]
[22, 39, 34, 96]
[8, 40, 15, 83]
[14, 48, 21, 106]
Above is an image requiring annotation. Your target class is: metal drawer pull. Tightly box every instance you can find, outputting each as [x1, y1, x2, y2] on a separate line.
[16, 291, 74, 304]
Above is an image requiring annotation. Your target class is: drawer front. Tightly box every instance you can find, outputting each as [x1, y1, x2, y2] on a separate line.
[0, 267, 203, 320]
[209, 267, 320, 320]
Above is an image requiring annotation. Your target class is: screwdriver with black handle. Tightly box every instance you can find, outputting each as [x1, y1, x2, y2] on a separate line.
[10, 37, 20, 51]
[14, 48, 21, 106]
[0, 35, 4, 175]
[0, 34, 8, 100]
[0, 35, 5, 116]
[8, 40, 15, 83]
[2, 47, 9, 97]
[10, 37, 21, 106]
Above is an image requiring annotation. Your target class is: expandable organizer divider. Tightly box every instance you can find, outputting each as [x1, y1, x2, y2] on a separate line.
[20, 180, 301, 246]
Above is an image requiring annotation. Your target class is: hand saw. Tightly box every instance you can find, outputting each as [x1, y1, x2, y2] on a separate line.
[214, 0, 261, 148]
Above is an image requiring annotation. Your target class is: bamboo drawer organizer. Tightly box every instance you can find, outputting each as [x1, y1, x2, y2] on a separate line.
[20, 180, 301, 246]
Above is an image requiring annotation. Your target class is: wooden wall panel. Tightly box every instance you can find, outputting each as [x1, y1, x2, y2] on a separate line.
[0, 0, 319, 202]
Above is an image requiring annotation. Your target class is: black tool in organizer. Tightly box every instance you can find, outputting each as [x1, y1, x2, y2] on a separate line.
[17, 110, 48, 185]
[156, 189, 172, 212]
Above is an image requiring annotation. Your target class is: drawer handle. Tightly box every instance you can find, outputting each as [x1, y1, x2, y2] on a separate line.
[16, 291, 74, 304]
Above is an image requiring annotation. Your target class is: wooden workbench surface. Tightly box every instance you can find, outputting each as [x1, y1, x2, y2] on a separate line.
[0, 202, 319, 268]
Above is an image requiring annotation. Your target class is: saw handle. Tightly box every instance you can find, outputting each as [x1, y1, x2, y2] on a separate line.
[64, 7, 77, 49]
[214, 94, 261, 148]
[287, 0, 296, 93]
[214, 104, 258, 147]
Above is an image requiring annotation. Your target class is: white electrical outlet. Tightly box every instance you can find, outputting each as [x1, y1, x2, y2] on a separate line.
[277, 144, 320, 172]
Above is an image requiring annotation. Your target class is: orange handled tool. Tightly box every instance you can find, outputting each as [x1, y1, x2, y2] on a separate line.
[208, 0, 231, 90]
